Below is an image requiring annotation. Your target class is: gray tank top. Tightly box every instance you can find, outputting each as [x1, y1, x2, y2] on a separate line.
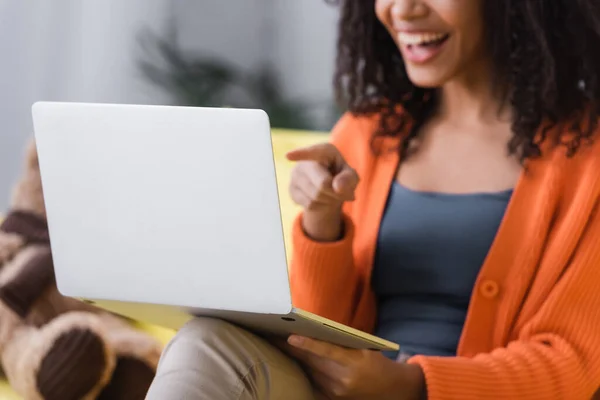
[371, 181, 512, 359]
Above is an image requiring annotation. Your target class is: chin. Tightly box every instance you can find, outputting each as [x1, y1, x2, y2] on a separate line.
[405, 67, 446, 89]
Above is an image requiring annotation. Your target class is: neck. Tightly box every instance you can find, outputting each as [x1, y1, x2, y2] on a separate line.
[436, 61, 511, 126]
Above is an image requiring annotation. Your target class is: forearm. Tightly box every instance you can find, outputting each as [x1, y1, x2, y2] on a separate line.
[302, 208, 343, 242]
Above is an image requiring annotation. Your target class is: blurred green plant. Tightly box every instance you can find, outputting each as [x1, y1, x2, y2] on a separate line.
[137, 27, 338, 130]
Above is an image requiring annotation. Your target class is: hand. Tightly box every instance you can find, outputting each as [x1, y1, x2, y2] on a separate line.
[283, 335, 426, 400]
[286, 143, 359, 242]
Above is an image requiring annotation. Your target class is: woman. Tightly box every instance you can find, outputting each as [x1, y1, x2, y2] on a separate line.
[146, 0, 600, 399]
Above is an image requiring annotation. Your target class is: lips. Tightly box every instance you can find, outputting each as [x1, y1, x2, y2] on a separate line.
[397, 32, 449, 47]
[396, 31, 450, 64]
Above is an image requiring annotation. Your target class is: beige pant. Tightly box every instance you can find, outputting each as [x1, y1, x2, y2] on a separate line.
[145, 317, 320, 399]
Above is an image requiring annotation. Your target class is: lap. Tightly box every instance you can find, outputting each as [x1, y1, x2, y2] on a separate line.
[147, 317, 318, 400]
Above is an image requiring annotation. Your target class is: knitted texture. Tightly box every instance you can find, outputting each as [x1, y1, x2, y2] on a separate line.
[290, 113, 600, 399]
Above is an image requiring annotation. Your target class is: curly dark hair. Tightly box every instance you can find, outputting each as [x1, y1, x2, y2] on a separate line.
[327, 0, 600, 161]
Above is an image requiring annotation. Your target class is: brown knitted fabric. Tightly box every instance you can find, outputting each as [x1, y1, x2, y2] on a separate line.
[36, 328, 107, 400]
[0, 248, 55, 318]
[97, 357, 155, 400]
[0, 211, 49, 244]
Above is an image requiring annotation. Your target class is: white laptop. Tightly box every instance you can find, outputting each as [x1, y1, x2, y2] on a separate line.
[31, 101, 398, 351]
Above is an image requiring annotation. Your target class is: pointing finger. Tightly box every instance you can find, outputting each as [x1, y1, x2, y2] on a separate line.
[286, 143, 340, 164]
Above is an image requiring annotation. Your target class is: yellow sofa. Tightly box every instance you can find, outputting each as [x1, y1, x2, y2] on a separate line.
[0, 128, 327, 398]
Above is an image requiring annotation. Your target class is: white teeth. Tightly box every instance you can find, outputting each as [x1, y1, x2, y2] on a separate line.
[397, 32, 447, 46]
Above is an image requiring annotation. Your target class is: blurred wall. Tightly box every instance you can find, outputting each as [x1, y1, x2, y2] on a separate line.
[0, 0, 338, 209]
[175, 0, 338, 100]
[272, 2, 338, 102]
[0, 0, 172, 209]
[173, 0, 339, 125]
[272, 1, 339, 125]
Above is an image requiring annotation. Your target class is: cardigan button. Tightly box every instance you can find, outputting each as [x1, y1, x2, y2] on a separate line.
[480, 280, 500, 299]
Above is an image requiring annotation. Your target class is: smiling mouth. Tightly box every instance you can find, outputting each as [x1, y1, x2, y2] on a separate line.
[397, 32, 450, 48]
[396, 32, 450, 63]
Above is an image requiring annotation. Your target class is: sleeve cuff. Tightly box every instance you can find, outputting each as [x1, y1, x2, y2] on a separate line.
[291, 212, 355, 269]
[289, 212, 358, 321]
[407, 355, 478, 400]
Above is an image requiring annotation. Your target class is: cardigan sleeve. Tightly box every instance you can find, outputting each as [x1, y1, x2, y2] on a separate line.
[288, 113, 365, 326]
[408, 206, 600, 400]
[289, 212, 358, 326]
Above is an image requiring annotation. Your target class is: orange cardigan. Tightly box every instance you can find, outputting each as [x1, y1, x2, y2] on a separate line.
[289, 113, 600, 399]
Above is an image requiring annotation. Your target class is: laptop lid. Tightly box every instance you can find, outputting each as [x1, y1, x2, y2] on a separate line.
[32, 101, 293, 315]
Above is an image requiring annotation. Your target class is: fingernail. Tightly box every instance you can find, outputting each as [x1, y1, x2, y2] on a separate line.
[288, 336, 304, 347]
